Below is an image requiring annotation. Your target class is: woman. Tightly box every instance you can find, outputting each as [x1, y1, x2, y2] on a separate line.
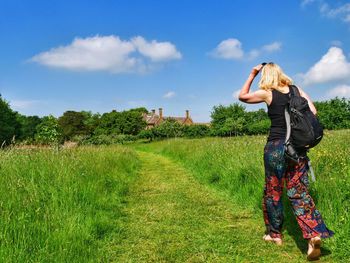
[238, 63, 334, 261]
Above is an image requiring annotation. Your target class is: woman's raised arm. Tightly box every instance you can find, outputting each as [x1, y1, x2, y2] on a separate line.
[238, 64, 268, 104]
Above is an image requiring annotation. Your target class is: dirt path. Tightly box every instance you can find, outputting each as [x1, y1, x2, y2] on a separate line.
[111, 151, 327, 262]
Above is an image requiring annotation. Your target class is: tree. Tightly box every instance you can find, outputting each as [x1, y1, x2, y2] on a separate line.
[35, 115, 62, 145]
[58, 111, 89, 140]
[93, 108, 147, 136]
[119, 110, 147, 135]
[182, 124, 211, 138]
[81, 111, 100, 135]
[210, 103, 246, 136]
[137, 129, 155, 141]
[314, 98, 350, 130]
[245, 109, 269, 135]
[0, 95, 21, 145]
[246, 119, 270, 135]
[94, 110, 121, 135]
[220, 117, 245, 136]
[130, 107, 148, 114]
[152, 119, 183, 138]
[17, 114, 42, 141]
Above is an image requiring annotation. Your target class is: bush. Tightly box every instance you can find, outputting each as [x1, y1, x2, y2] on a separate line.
[35, 115, 62, 145]
[210, 103, 270, 136]
[246, 119, 271, 135]
[137, 129, 155, 141]
[17, 115, 42, 141]
[82, 134, 137, 145]
[182, 124, 211, 138]
[152, 119, 184, 139]
[314, 98, 350, 130]
[58, 111, 90, 140]
[0, 95, 21, 146]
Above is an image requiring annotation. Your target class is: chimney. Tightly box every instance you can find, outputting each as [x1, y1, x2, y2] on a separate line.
[152, 109, 155, 114]
[186, 110, 189, 119]
[159, 108, 163, 119]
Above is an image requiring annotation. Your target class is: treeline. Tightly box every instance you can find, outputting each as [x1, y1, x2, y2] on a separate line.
[0, 95, 211, 145]
[314, 99, 350, 129]
[210, 104, 270, 136]
[0, 95, 150, 145]
[1, 94, 349, 146]
[210, 98, 350, 136]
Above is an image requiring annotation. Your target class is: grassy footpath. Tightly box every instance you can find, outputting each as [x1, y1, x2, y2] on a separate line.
[112, 151, 329, 262]
[1, 131, 347, 262]
[0, 146, 140, 262]
[131, 130, 350, 261]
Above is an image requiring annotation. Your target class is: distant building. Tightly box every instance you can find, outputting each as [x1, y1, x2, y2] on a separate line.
[142, 108, 194, 129]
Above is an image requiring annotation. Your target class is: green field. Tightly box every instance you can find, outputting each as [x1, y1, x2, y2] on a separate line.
[0, 146, 140, 262]
[1, 130, 349, 262]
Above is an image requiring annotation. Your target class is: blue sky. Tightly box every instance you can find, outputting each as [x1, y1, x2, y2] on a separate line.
[1, 0, 350, 122]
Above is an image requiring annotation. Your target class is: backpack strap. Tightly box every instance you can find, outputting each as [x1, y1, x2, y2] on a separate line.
[284, 85, 294, 144]
[284, 106, 291, 144]
[285, 84, 299, 144]
[288, 84, 300, 97]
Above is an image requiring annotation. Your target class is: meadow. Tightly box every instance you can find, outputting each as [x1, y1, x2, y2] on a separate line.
[0, 146, 140, 262]
[133, 129, 350, 261]
[0, 130, 349, 262]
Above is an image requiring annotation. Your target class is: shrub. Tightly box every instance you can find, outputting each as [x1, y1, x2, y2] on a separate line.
[182, 124, 211, 138]
[35, 115, 62, 145]
[246, 119, 271, 135]
[152, 119, 184, 138]
[0, 95, 21, 146]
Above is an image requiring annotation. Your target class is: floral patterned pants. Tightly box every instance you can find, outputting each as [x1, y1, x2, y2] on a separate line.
[263, 139, 334, 239]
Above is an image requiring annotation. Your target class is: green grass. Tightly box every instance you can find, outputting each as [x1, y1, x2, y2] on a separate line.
[112, 151, 314, 262]
[1, 130, 348, 262]
[132, 130, 350, 261]
[0, 146, 140, 262]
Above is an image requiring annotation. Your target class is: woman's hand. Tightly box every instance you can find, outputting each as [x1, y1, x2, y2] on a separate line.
[251, 64, 264, 76]
[238, 63, 268, 104]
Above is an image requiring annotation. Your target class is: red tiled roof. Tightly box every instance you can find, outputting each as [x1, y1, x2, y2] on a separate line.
[142, 113, 160, 124]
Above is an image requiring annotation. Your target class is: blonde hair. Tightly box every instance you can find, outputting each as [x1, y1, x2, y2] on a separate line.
[259, 63, 293, 91]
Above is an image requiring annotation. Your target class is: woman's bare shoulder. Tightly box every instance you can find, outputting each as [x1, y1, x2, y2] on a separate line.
[255, 89, 272, 105]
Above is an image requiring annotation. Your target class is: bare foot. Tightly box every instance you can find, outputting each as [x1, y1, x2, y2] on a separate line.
[262, 234, 283, 246]
[307, 236, 321, 261]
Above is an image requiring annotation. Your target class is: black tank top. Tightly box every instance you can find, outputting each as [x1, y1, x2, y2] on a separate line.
[267, 88, 290, 142]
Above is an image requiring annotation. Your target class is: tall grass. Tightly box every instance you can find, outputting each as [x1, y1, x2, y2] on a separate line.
[134, 130, 350, 260]
[0, 146, 140, 262]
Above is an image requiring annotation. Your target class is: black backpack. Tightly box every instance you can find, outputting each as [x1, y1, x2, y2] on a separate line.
[284, 85, 323, 162]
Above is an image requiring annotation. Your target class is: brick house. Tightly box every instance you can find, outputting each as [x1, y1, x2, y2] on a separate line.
[142, 108, 194, 129]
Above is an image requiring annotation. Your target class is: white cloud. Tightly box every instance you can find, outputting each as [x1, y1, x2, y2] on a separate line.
[321, 3, 350, 19]
[30, 35, 182, 73]
[327, 84, 350, 98]
[248, 41, 282, 60]
[247, 49, 260, 60]
[305, 1, 350, 25]
[210, 38, 281, 61]
[210, 38, 244, 60]
[301, 47, 350, 85]
[132, 36, 181, 61]
[262, 42, 282, 52]
[301, 0, 316, 7]
[163, 91, 176, 99]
